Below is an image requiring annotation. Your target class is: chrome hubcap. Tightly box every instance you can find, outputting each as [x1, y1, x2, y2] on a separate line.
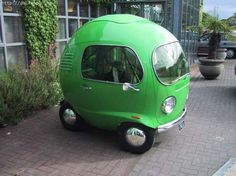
[227, 50, 234, 58]
[125, 128, 146, 146]
[63, 109, 77, 125]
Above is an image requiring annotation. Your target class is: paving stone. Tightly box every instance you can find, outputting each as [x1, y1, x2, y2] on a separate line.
[0, 60, 236, 176]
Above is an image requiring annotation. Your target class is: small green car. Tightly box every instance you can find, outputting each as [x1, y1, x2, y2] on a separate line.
[59, 14, 190, 154]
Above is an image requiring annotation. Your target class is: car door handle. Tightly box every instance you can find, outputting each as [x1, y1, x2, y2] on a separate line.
[122, 83, 140, 92]
[80, 85, 92, 90]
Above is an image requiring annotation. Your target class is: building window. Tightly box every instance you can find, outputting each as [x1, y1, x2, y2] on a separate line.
[7, 46, 26, 69]
[99, 6, 107, 16]
[68, 0, 77, 16]
[56, 0, 111, 59]
[68, 19, 78, 37]
[144, 4, 164, 25]
[57, 18, 66, 39]
[120, 4, 142, 16]
[58, 0, 66, 16]
[143, 3, 165, 26]
[0, 20, 2, 43]
[166, 0, 173, 31]
[117, 2, 165, 27]
[4, 16, 24, 43]
[181, 0, 200, 64]
[3, 0, 22, 13]
[91, 4, 98, 18]
[0, 48, 5, 71]
[56, 42, 66, 59]
[0, 1, 26, 71]
[79, 4, 89, 17]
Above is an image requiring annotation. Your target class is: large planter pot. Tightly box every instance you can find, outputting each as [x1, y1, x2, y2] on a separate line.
[216, 48, 227, 60]
[198, 57, 225, 80]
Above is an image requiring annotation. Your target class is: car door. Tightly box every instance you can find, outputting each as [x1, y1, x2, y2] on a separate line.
[77, 45, 147, 129]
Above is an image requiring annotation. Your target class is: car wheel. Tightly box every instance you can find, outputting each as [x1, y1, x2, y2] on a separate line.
[59, 102, 86, 131]
[117, 123, 155, 154]
[226, 49, 235, 59]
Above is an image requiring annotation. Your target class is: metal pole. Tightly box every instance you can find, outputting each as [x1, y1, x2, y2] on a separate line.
[172, 0, 182, 40]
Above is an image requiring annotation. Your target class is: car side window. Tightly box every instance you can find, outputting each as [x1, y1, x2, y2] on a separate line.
[81, 45, 143, 84]
[200, 34, 210, 41]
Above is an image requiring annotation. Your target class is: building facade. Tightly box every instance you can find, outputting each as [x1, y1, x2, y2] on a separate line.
[0, 0, 200, 71]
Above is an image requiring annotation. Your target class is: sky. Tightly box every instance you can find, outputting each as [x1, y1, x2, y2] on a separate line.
[204, 0, 236, 19]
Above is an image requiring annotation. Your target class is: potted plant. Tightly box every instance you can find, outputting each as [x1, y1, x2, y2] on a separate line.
[199, 19, 226, 80]
[198, 16, 236, 79]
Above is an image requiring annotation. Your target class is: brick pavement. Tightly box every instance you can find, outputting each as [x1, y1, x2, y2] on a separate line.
[0, 60, 236, 176]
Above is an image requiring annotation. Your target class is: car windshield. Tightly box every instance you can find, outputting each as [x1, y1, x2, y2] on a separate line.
[152, 42, 189, 84]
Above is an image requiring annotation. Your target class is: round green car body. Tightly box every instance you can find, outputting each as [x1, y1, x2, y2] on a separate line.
[59, 14, 190, 153]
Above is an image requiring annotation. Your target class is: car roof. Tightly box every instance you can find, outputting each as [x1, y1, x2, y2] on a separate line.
[68, 14, 178, 57]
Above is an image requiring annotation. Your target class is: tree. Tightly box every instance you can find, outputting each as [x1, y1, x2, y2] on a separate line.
[203, 14, 236, 59]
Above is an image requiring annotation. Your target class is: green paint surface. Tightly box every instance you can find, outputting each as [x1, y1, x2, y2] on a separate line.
[60, 14, 190, 131]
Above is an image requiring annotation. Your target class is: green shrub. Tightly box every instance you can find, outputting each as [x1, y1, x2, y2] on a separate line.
[0, 57, 63, 124]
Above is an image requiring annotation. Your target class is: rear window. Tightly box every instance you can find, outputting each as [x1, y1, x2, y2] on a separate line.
[152, 42, 189, 84]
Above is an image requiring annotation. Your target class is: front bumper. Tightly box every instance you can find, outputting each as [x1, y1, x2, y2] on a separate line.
[157, 108, 187, 133]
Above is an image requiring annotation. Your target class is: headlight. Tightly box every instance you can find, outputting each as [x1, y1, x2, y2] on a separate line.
[162, 97, 176, 114]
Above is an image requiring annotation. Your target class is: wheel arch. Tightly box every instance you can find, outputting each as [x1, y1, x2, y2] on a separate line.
[117, 121, 156, 132]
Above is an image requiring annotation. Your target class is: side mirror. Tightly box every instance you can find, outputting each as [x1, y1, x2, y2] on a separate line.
[122, 83, 140, 92]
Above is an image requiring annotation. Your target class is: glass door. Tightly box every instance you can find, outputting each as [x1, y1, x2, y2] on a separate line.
[116, 2, 165, 27]
[144, 3, 164, 25]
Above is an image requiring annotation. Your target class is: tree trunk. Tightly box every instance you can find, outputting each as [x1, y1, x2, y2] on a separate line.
[208, 32, 221, 59]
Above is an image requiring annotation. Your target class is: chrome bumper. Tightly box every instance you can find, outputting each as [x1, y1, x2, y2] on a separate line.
[157, 108, 187, 133]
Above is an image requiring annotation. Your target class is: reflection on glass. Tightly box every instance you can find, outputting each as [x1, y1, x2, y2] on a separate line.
[57, 0, 65, 15]
[69, 19, 78, 37]
[68, 0, 77, 16]
[0, 48, 5, 71]
[4, 16, 24, 43]
[3, 0, 22, 13]
[153, 42, 189, 84]
[90, 4, 98, 18]
[144, 4, 164, 25]
[0, 20, 2, 43]
[99, 5, 107, 16]
[57, 18, 66, 39]
[106, 6, 112, 14]
[7, 46, 26, 69]
[82, 46, 143, 84]
[120, 4, 141, 16]
[80, 19, 89, 27]
[180, 0, 200, 64]
[166, 0, 172, 31]
[56, 42, 66, 59]
[80, 4, 88, 17]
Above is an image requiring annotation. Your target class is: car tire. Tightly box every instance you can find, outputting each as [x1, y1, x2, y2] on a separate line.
[226, 49, 235, 59]
[117, 123, 155, 154]
[59, 101, 86, 131]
